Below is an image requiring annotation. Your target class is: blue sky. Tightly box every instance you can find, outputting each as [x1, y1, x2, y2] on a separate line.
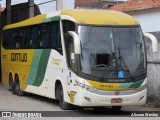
[0, 0, 74, 13]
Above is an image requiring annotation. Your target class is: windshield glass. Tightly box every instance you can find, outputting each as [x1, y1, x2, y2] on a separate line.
[78, 25, 146, 79]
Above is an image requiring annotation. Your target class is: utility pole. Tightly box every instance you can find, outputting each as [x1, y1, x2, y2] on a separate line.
[5, 0, 74, 25]
[29, 0, 34, 18]
[56, 0, 64, 10]
[6, 0, 11, 24]
[6, 0, 35, 25]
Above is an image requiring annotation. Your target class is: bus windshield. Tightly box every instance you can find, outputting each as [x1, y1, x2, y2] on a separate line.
[78, 25, 146, 79]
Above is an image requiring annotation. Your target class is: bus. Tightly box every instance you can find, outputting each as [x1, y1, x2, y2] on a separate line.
[1, 9, 157, 110]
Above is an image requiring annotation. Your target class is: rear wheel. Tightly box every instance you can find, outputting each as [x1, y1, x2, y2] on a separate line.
[14, 75, 25, 96]
[112, 106, 122, 111]
[9, 74, 13, 88]
[9, 74, 15, 94]
[59, 84, 69, 110]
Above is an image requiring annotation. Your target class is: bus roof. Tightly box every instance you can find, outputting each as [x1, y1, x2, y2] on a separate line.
[3, 9, 139, 30]
[3, 14, 47, 30]
[61, 9, 139, 26]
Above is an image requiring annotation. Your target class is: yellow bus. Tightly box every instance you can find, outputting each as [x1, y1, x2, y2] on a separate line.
[1, 9, 156, 110]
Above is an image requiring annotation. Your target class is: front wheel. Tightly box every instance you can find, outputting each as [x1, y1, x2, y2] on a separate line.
[59, 85, 69, 110]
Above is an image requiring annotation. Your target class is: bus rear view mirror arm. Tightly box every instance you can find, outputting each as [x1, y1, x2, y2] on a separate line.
[68, 31, 81, 54]
[144, 32, 158, 53]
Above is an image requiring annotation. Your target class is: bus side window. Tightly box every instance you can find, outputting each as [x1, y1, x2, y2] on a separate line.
[27, 27, 32, 48]
[62, 20, 75, 53]
[11, 30, 15, 48]
[19, 29, 23, 48]
[41, 24, 50, 48]
[46, 24, 51, 48]
[38, 26, 42, 48]
[24, 28, 29, 48]
[51, 23, 56, 49]
[2, 31, 5, 48]
[3, 30, 13, 49]
[62, 20, 76, 70]
[23, 28, 27, 48]
[51, 21, 63, 54]
[2, 30, 8, 48]
[56, 23, 62, 54]
[21, 29, 25, 48]
[15, 29, 21, 48]
[32, 25, 39, 48]
[13, 30, 18, 48]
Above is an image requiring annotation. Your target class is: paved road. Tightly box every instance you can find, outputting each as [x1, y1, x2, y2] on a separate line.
[0, 83, 160, 118]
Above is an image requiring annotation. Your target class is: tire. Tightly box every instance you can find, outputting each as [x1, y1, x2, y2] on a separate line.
[9, 74, 15, 94]
[9, 75, 13, 89]
[12, 82, 16, 95]
[112, 106, 122, 111]
[14, 75, 25, 96]
[55, 85, 60, 100]
[59, 85, 69, 110]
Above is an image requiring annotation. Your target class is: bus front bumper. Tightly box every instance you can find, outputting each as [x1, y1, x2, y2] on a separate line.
[77, 88, 147, 107]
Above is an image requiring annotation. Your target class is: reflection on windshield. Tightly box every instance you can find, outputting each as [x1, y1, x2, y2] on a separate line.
[78, 26, 146, 79]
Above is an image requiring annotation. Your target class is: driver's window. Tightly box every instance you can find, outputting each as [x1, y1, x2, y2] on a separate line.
[66, 35, 78, 73]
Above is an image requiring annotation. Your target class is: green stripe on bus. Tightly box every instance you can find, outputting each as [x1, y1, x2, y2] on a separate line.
[129, 80, 144, 88]
[42, 16, 60, 23]
[32, 49, 51, 86]
[118, 82, 133, 88]
[26, 50, 43, 85]
[118, 79, 144, 89]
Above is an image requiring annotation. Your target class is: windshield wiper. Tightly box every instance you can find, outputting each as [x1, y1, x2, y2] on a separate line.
[118, 46, 135, 82]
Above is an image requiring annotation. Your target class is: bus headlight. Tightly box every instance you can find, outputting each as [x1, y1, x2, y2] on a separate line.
[85, 85, 97, 92]
[75, 80, 97, 92]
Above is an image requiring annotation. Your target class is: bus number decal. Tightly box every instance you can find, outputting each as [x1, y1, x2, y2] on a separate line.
[100, 85, 114, 89]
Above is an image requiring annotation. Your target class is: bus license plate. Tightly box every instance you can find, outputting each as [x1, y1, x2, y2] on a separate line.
[111, 98, 122, 103]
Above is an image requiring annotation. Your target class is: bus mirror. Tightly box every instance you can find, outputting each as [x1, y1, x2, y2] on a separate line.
[144, 32, 158, 53]
[68, 31, 81, 54]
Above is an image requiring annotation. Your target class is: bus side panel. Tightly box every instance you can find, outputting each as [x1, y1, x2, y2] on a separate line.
[24, 49, 65, 98]
[1, 48, 35, 91]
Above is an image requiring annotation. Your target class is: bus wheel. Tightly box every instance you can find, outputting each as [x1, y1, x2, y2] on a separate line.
[112, 106, 122, 111]
[59, 85, 69, 110]
[9, 74, 13, 88]
[14, 75, 25, 96]
[9, 74, 14, 94]
[11, 82, 16, 95]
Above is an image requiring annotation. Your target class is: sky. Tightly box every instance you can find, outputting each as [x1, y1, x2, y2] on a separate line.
[0, 0, 75, 13]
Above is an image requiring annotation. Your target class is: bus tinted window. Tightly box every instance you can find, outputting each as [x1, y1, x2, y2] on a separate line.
[2, 21, 63, 54]
[41, 24, 50, 48]
[32, 26, 39, 48]
[51, 22, 62, 54]
[6, 29, 13, 48]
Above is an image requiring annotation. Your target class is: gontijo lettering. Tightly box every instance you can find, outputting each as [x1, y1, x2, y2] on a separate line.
[11, 53, 27, 62]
